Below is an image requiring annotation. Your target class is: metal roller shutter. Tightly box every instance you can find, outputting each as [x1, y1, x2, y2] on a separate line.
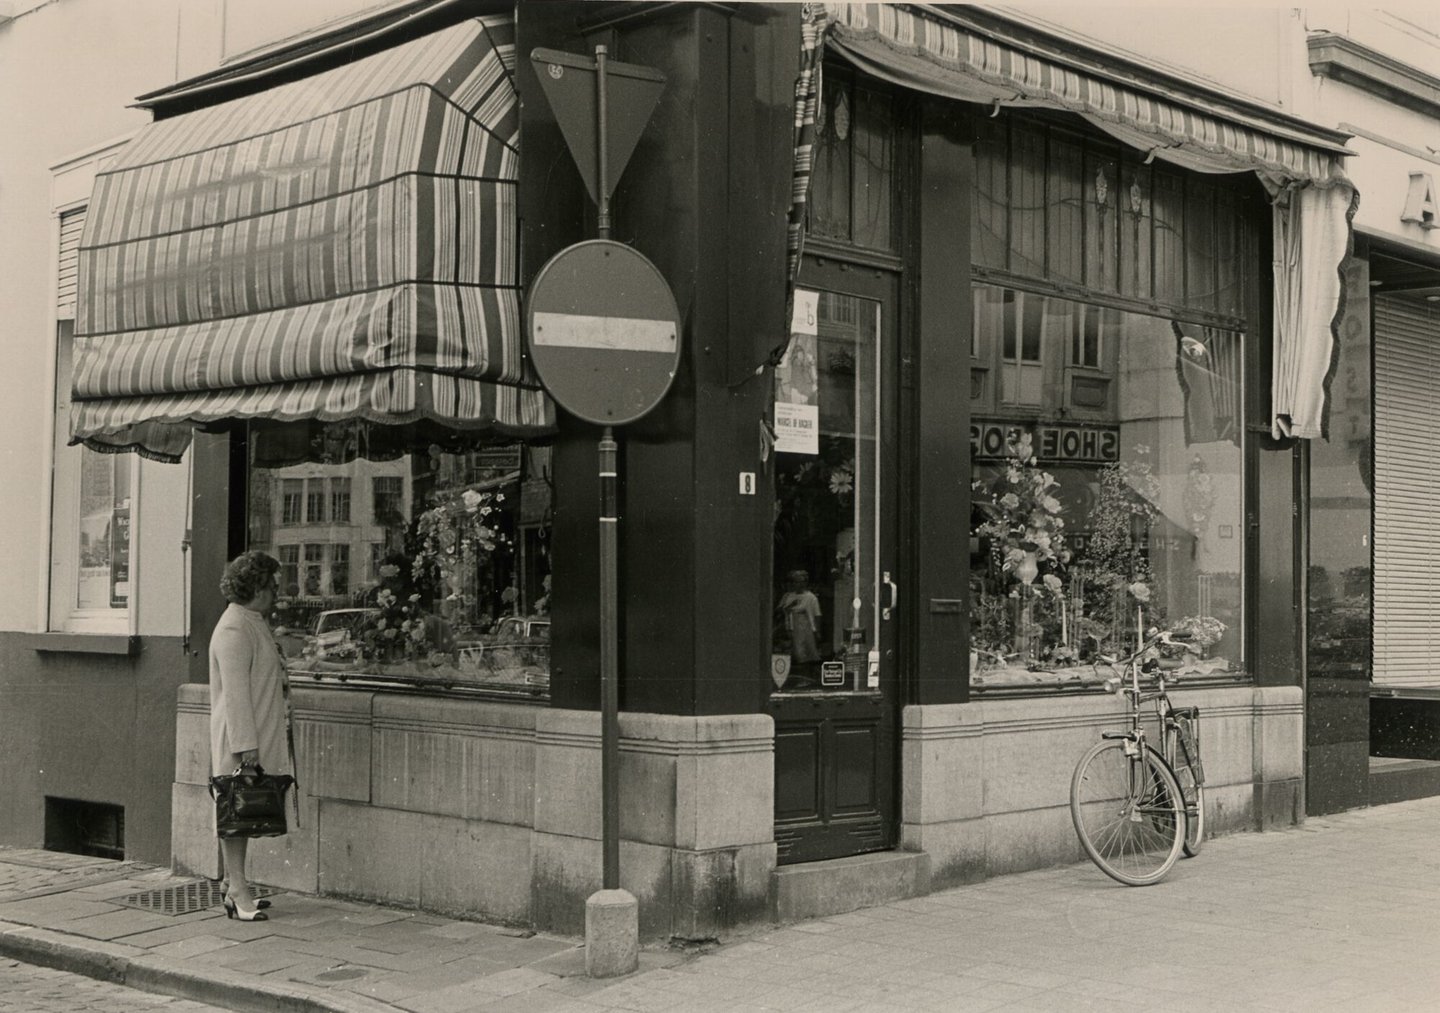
[1373, 295, 1440, 688]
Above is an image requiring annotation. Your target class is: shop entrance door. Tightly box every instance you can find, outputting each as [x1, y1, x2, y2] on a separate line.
[769, 261, 899, 864]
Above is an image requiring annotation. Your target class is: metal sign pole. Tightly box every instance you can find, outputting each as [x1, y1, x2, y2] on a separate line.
[525, 43, 671, 973]
[593, 45, 620, 893]
[599, 427, 620, 890]
[596, 45, 611, 241]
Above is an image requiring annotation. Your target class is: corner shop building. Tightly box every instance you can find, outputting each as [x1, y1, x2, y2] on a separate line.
[31, 2, 1359, 939]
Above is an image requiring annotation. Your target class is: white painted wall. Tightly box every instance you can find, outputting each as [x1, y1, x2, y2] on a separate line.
[996, 6, 1299, 111]
[0, 0, 399, 636]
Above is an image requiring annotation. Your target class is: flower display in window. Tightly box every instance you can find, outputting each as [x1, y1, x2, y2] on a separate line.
[972, 433, 1070, 577]
[1171, 614, 1226, 652]
[353, 580, 451, 667]
[412, 487, 511, 618]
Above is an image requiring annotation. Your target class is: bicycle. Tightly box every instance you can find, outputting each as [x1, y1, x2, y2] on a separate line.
[1069, 625, 1206, 886]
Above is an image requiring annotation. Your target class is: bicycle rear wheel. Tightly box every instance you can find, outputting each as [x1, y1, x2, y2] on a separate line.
[1070, 740, 1184, 886]
[1179, 776, 1205, 857]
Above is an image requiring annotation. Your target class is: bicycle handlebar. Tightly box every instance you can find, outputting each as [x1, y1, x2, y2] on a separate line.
[1096, 628, 1202, 696]
[1097, 628, 1200, 668]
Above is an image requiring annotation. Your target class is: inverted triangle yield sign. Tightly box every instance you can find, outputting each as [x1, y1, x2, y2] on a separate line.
[531, 47, 665, 207]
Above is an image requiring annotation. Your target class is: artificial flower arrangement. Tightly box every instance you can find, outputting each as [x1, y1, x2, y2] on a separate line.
[354, 575, 447, 666]
[1170, 614, 1227, 653]
[971, 432, 1071, 578]
[412, 487, 510, 620]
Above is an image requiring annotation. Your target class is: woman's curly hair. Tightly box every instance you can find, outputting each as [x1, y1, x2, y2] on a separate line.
[220, 551, 280, 604]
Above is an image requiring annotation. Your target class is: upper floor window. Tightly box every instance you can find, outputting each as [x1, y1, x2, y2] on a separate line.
[49, 207, 137, 632]
[330, 478, 352, 523]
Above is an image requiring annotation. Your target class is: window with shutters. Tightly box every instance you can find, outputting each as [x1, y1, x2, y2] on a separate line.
[48, 206, 140, 633]
[1372, 294, 1440, 688]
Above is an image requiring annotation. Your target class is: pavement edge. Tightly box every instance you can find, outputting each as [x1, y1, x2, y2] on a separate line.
[0, 920, 395, 1013]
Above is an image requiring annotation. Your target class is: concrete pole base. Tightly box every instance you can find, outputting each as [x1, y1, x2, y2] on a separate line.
[585, 888, 639, 978]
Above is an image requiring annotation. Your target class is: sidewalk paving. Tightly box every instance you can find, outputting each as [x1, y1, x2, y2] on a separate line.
[5, 795, 1440, 1012]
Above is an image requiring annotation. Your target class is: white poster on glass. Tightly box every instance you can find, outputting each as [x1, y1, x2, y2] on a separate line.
[774, 289, 820, 455]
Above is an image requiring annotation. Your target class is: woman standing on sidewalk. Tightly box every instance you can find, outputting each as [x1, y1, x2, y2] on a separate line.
[210, 550, 292, 922]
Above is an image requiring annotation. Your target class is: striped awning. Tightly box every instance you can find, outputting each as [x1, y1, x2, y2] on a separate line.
[820, 3, 1354, 185]
[71, 15, 553, 463]
[790, 3, 1358, 441]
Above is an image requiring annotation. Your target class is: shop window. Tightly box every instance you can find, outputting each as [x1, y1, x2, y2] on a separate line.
[809, 67, 898, 252]
[49, 208, 137, 634]
[1307, 253, 1370, 685]
[969, 283, 1245, 691]
[971, 114, 1256, 320]
[250, 421, 552, 697]
[972, 116, 1008, 270]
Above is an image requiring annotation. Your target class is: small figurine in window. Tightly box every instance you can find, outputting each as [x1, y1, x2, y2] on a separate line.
[778, 569, 823, 685]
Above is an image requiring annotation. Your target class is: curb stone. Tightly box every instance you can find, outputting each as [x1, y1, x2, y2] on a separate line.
[0, 923, 138, 983]
[0, 919, 395, 1013]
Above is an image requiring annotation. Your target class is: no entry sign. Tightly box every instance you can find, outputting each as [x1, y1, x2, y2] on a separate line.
[526, 240, 682, 426]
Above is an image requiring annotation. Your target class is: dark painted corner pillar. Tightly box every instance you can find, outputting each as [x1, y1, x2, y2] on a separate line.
[525, 4, 796, 717]
[912, 99, 972, 707]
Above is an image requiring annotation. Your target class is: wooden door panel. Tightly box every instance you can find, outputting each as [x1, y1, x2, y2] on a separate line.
[832, 720, 880, 815]
[774, 725, 822, 821]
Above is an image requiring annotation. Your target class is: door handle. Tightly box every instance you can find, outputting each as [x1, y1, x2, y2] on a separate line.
[882, 571, 898, 620]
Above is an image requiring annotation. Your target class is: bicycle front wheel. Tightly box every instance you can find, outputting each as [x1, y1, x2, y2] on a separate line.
[1070, 740, 1184, 886]
[1169, 718, 1205, 857]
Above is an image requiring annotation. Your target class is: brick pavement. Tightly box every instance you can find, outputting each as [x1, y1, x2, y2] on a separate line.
[5, 796, 1440, 1011]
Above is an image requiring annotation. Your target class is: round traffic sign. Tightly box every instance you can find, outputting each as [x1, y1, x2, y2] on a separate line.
[526, 240, 682, 426]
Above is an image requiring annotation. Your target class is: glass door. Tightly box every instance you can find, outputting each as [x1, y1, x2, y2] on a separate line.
[770, 264, 898, 864]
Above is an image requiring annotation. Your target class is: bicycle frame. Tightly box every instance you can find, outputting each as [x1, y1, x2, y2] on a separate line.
[1071, 622, 1207, 885]
[1099, 630, 1203, 823]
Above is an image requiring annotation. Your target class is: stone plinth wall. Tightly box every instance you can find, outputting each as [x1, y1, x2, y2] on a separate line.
[900, 686, 1304, 889]
[177, 683, 1302, 934]
[173, 685, 775, 939]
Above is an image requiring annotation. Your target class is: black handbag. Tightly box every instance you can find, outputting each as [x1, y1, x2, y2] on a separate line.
[209, 765, 296, 839]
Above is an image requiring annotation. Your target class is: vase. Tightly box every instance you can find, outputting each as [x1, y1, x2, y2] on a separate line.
[1014, 551, 1039, 584]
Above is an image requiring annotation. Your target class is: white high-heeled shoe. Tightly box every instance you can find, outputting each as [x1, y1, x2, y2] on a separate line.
[223, 893, 268, 922]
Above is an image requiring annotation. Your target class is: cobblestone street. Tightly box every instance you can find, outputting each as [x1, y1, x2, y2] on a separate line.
[0, 959, 229, 1013]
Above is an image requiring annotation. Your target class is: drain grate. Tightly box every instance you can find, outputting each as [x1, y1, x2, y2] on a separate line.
[116, 880, 279, 916]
